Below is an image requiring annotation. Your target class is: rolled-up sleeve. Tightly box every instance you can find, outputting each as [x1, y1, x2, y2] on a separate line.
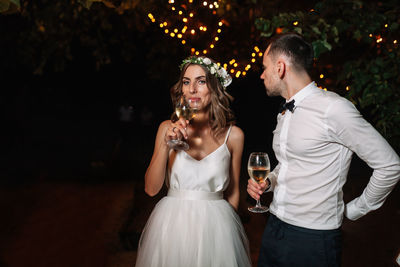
[326, 98, 400, 220]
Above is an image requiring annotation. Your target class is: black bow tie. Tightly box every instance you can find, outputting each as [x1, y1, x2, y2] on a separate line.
[278, 99, 296, 114]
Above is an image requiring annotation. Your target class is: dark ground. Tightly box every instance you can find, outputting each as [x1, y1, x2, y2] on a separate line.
[1, 113, 399, 267]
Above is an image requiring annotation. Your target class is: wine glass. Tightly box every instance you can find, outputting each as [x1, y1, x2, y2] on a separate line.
[167, 96, 199, 150]
[248, 152, 270, 213]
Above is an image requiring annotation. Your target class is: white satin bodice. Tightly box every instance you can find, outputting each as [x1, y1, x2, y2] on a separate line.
[168, 126, 232, 193]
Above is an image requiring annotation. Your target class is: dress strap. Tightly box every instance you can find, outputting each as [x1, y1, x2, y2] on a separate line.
[224, 125, 233, 144]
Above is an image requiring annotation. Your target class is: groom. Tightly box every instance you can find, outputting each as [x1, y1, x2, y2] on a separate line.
[247, 32, 400, 267]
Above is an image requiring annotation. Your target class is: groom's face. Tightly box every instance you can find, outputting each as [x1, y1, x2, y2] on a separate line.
[261, 46, 281, 97]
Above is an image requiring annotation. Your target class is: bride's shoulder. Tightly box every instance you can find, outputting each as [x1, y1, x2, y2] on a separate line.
[156, 120, 172, 134]
[228, 125, 244, 143]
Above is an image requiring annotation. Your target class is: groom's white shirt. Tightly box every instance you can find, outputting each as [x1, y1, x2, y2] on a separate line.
[268, 81, 400, 230]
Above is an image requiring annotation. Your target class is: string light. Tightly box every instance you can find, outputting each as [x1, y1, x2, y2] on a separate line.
[148, 1, 263, 79]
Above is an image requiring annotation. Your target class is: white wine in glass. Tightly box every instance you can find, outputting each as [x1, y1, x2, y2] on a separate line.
[248, 152, 270, 213]
[167, 97, 199, 150]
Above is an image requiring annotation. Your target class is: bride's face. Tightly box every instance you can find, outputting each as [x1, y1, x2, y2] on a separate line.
[182, 65, 211, 111]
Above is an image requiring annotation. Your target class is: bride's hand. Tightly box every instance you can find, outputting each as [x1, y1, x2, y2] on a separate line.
[165, 118, 189, 144]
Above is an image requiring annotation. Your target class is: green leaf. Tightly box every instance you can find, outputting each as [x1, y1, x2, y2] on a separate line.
[0, 0, 20, 13]
[294, 27, 302, 34]
[310, 25, 321, 35]
[389, 22, 399, 31]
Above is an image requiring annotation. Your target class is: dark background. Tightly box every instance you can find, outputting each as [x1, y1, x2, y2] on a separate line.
[0, 1, 399, 266]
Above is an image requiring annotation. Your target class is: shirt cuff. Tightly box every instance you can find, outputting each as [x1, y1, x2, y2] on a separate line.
[345, 197, 368, 221]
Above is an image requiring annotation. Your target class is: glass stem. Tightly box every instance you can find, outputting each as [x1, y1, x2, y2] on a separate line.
[256, 198, 262, 207]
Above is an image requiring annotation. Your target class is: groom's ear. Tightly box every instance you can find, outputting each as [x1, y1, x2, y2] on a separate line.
[276, 59, 286, 79]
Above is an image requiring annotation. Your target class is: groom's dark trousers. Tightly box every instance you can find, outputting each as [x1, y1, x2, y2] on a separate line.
[258, 213, 342, 267]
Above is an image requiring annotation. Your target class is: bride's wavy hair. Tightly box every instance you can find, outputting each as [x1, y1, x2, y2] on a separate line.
[170, 56, 236, 137]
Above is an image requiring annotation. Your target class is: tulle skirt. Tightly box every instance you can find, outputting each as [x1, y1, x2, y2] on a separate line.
[135, 191, 252, 267]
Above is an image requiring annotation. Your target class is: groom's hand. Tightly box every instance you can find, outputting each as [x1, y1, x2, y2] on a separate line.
[247, 179, 269, 200]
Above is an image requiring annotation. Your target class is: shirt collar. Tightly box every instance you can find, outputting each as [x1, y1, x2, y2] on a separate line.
[287, 81, 318, 106]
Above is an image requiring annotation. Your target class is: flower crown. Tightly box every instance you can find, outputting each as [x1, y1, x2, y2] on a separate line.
[180, 57, 233, 88]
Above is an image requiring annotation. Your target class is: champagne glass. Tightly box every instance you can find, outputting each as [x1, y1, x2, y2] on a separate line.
[167, 96, 199, 150]
[248, 152, 270, 213]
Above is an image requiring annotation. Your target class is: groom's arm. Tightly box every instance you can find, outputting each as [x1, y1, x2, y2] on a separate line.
[327, 97, 400, 220]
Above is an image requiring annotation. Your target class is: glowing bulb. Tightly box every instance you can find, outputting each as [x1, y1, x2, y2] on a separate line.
[203, 50, 207, 54]
[251, 58, 256, 63]
[164, 29, 169, 34]
[174, 28, 178, 33]
[230, 69, 235, 74]
[385, 24, 388, 28]
[252, 53, 256, 57]
[183, 18, 188, 23]
[182, 40, 186, 44]
[189, 13, 194, 17]
[195, 51, 200, 55]
[235, 71, 241, 78]
[293, 21, 299, 26]
[210, 44, 215, 48]
[346, 86, 350, 91]
[233, 63, 238, 67]
[214, 37, 219, 41]
[369, 34, 373, 37]
[217, 29, 221, 33]
[320, 74, 324, 79]
[258, 52, 263, 57]
[394, 40, 398, 44]
[172, 7, 175, 10]
[170, 33, 175, 37]
[159, 24, 164, 28]
[254, 46, 260, 52]
[177, 34, 182, 38]
[209, 4, 213, 8]
[203, 1, 207, 6]
[178, 11, 183, 15]
[191, 29, 195, 34]
[163, 22, 167, 26]
[218, 21, 223, 26]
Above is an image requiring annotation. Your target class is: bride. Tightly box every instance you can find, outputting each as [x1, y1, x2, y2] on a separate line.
[135, 56, 252, 267]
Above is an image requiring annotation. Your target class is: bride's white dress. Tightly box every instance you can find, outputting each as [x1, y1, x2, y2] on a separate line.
[135, 126, 252, 267]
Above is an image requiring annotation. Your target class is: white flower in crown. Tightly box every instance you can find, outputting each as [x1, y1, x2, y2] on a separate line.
[216, 67, 224, 77]
[210, 66, 216, 74]
[203, 57, 212, 65]
[222, 73, 232, 87]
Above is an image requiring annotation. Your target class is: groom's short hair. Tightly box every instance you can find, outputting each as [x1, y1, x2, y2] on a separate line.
[267, 33, 314, 75]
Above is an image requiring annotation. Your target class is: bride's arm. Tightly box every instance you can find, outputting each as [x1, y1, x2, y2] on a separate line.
[225, 126, 245, 210]
[144, 120, 176, 196]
